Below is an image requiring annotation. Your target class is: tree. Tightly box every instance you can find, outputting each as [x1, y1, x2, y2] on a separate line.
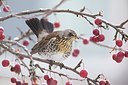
[0, 0, 128, 85]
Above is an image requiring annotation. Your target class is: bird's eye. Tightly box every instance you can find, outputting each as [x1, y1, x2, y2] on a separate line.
[68, 32, 74, 37]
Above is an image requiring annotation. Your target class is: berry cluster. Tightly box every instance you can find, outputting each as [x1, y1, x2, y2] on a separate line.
[10, 64, 21, 74]
[90, 29, 105, 42]
[44, 75, 57, 85]
[11, 77, 28, 85]
[112, 40, 128, 63]
[0, 1, 10, 12]
[0, 26, 5, 41]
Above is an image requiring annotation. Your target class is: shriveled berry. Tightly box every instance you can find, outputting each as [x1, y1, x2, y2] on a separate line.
[65, 81, 72, 85]
[82, 39, 89, 44]
[99, 80, 106, 85]
[54, 22, 60, 28]
[3, 5, 10, 12]
[125, 51, 128, 58]
[93, 29, 100, 36]
[2, 59, 10, 67]
[10, 66, 15, 72]
[80, 69, 88, 78]
[116, 40, 123, 47]
[11, 77, 17, 83]
[14, 64, 21, 73]
[98, 34, 105, 42]
[94, 18, 102, 26]
[44, 75, 49, 80]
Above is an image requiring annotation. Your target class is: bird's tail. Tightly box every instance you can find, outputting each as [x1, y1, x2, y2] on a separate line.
[25, 18, 54, 38]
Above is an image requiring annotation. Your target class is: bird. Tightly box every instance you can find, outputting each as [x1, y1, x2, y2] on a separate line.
[25, 18, 78, 63]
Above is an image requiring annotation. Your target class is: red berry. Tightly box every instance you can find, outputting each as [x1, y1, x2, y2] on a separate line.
[116, 40, 123, 47]
[0, 33, 5, 40]
[117, 51, 124, 58]
[2, 59, 10, 67]
[19, 55, 24, 60]
[3, 5, 10, 12]
[23, 39, 29, 46]
[112, 54, 117, 60]
[14, 64, 21, 73]
[125, 51, 128, 58]
[98, 34, 105, 42]
[72, 49, 80, 57]
[65, 81, 72, 85]
[82, 39, 89, 44]
[79, 69, 88, 78]
[54, 22, 60, 28]
[99, 81, 106, 85]
[11, 77, 17, 83]
[114, 51, 124, 63]
[90, 36, 99, 42]
[47, 78, 53, 85]
[94, 18, 102, 26]
[44, 75, 49, 80]
[93, 29, 100, 36]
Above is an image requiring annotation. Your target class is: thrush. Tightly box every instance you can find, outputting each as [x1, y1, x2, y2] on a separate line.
[25, 18, 78, 62]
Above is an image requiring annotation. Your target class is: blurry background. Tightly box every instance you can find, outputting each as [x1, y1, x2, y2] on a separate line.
[0, 0, 128, 85]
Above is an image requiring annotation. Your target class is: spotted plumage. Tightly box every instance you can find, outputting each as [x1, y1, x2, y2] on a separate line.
[25, 18, 78, 62]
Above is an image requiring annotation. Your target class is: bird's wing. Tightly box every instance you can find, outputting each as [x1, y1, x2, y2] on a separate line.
[30, 31, 62, 54]
[25, 18, 54, 38]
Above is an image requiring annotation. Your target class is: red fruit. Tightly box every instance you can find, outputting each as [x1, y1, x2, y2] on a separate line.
[79, 69, 88, 78]
[117, 51, 124, 58]
[116, 40, 123, 47]
[47, 78, 53, 85]
[82, 39, 89, 44]
[14, 64, 21, 73]
[54, 22, 60, 28]
[3, 5, 10, 12]
[99, 81, 106, 85]
[114, 51, 124, 63]
[19, 55, 24, 60]
[0, 33, 5, 40]
[93, 29, 100, 36]
[23, 39, 29, 46]
[65, 81, 72, 85]
[2, 59, 10, 67]
[125, 51, 128, 58]
[44, 75, 49, 80]
[98, 34, 105, 42]
[90, 36, 99, 42]
[94, 18, 102, 26]
[72, 49, 80, 57]
[11, 77, 17, 83]
[112, 54, 117, 60]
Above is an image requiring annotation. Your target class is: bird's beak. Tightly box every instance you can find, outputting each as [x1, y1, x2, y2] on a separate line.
[75, 35, 79, 39]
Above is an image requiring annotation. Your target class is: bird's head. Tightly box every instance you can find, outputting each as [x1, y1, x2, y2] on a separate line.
[63, 29, 78, 40]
